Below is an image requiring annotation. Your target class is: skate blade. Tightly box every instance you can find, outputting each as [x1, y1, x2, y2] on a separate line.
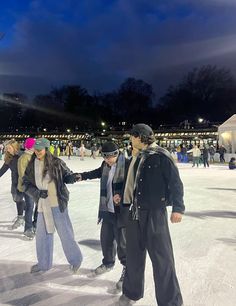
[107, 287, 122, 295]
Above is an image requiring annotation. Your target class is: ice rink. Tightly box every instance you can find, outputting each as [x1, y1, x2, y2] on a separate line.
[0, 157, 235, 306]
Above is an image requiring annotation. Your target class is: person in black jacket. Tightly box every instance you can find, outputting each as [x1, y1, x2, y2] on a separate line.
[23, 138, 83, 273]
[77, 142, 129, 291]
[119, 124, 184, 306]
[0, 139, 25, 230]
[228, 157, 236, 169]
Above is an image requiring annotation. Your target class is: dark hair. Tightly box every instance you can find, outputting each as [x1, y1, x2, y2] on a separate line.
[139, 134, 156, 145]
[42, 150, 58, 181]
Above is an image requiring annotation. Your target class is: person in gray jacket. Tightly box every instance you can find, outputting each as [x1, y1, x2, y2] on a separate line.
[18, 137, 37, 239]
[119, 124, 184, 306]
[23, 138, 83, 273]
[77, 142, 129, 291]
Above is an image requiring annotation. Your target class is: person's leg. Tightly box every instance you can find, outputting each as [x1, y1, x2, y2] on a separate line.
[115, 226, 126, 266]
[35, 212, 54, 271]
[52, 207, 83, 268]
[147, 209, 183, 306]
[16, 200, 25, 216]
[123, 219, 146, 301]
[11, 199, 25, 229]
[114, 225, 127, 290]
[24, 193, 34, 231]
[100, 221, 116, 266]
[33, 204, 38, 231]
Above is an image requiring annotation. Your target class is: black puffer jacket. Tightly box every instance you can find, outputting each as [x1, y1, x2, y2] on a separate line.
[23, 155, 76, 212]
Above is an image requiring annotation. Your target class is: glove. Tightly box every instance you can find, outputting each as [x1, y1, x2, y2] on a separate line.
[39, 190, 48, 199]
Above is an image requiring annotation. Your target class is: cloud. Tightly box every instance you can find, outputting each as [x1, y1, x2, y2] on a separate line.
[0, 0, 236, 98]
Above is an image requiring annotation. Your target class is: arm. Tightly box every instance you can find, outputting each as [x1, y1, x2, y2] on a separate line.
[59, 159, 78, 184]
[0, 163, 10, 177]
[161, 155, 185, 215]
[80, 165, 103, 180]
[22, 166, 40, 203]
[17, 156, 29, 192]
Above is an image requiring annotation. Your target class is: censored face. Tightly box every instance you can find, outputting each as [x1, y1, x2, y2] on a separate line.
[103, 155, 118, 166]
[34, 148, 46, 160]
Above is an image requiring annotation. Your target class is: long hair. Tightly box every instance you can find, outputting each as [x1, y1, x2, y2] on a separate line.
[4, 139, 20, 164]
[42, 150, 58, 182]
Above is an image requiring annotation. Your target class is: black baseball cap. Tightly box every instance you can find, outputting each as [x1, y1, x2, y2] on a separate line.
[101, 142, 119, 158]
[130, 123, 154, 137]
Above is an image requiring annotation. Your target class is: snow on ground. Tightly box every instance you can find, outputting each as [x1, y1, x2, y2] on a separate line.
[0, 157, 235, 306]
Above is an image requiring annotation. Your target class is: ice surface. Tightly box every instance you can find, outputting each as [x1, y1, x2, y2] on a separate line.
[0, 157, 235, 306]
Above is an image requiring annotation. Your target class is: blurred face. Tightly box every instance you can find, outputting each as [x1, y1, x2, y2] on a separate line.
[35, 148, 46, 160]
[104, 155, 118, 166]
[6, 145, 16, 155]
[131, 135, 143, 150]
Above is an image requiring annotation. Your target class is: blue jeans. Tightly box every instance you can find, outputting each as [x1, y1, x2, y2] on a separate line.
[36, 207, 83, 271]
[24, 193, 35, 231]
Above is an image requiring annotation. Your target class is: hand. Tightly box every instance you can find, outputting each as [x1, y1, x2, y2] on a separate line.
[75, 173, 82, 182]
[39, 190, 48, 199]
[170, 212, 182, 223]
[113, 194, 121, 206]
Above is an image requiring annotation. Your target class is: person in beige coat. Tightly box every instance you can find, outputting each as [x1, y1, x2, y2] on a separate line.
[18, 138, 37, 239]
[187, 145, 201, 167]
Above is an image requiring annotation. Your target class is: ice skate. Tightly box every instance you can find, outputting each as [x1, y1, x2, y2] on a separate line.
[116, 266, 126, 291]
[70, 264, 81, 274]
[118, 294, 136, 305]
[11, 216, 24, 230]
[93, 263, 114, 275]
[30, 264, 41, 273]
[23, 229, 35, 240]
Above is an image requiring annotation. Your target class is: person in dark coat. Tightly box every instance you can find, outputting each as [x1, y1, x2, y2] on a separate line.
[219, 145, 226, 163]
[228, 157, 236, 169]
[202, 145, 209, 168]
[0, 139, 25, 230]
[119, 124, 185, 306]
[23, 138, 83, 273]
[77, 141, 129, 290]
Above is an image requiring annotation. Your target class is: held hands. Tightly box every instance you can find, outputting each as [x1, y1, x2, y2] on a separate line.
[75, 173, 82, 182]
[113, 194, 121, 206]
[170, 212, 182, 223]
[39, 190, 48, 199]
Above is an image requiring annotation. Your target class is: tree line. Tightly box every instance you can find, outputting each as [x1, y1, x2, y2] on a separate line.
[0, 65, 236, 132]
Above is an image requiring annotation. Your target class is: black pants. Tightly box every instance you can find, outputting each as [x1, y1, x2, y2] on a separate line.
[101, 220, 126, 266]
[203, 157, 209, 167]
[220, 154, 225, 163]
[15, 201, 25, 216]
[123, 208, 183, 306]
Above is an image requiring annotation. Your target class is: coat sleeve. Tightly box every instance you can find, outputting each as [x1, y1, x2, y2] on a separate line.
[161, 155, 185, 213]
[80, 164, 103, 180]
[22, 165, 40, 203]
[17, 155, 28, 192]
[0, 163, 10, 177]
[59, 159, 77, 184]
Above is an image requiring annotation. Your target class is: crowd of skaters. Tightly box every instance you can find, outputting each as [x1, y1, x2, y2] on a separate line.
[164, 143, 227, 167]
[0, 126, 235, 306]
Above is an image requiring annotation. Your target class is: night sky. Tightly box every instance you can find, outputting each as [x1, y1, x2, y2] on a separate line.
[1, 0, 236, 99]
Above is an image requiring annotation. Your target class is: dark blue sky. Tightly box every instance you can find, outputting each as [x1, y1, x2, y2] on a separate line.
[1, 0, 236, 100]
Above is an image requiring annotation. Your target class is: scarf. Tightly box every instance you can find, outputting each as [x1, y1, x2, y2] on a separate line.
[99, 153, 125, 216]
[34, 159, 55, 234]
